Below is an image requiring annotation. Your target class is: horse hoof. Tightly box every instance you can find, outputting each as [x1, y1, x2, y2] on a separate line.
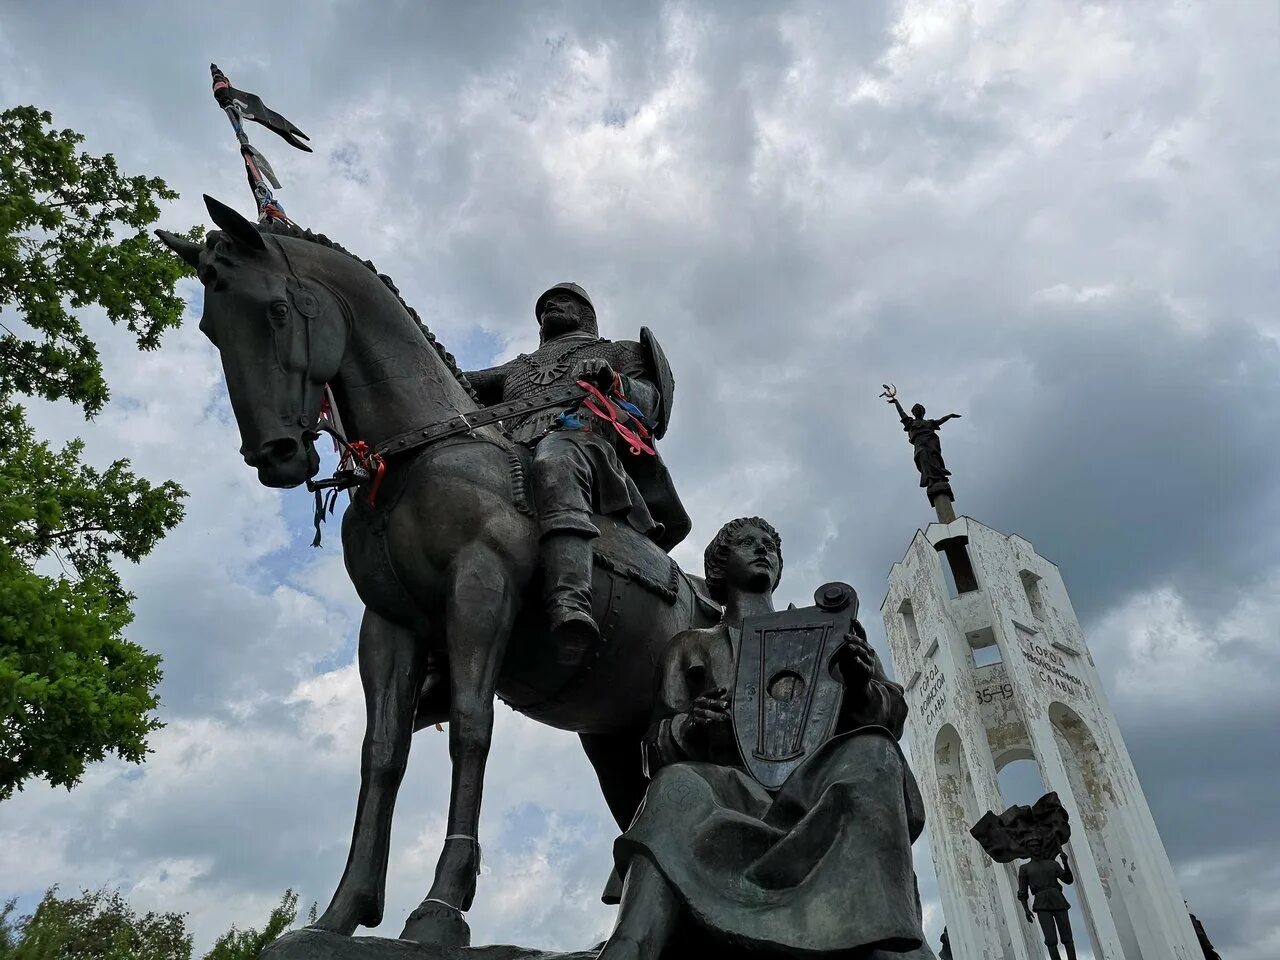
[399, 901, 471, 947]
[309, 892, 381, 936]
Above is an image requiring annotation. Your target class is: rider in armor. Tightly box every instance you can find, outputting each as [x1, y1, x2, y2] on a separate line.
[463, 283, 689, 657]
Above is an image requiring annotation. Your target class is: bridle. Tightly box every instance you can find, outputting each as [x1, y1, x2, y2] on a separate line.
[263, 237, 378, 545]
[271, 236, 350, 440]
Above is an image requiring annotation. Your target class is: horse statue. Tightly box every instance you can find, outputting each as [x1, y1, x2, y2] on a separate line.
[158, 198, 718, 944]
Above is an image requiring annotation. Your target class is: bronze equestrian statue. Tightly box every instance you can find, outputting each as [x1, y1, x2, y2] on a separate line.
[157, 198, 716, 946]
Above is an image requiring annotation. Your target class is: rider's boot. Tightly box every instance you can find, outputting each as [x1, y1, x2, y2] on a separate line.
[542, 531, 599, 665]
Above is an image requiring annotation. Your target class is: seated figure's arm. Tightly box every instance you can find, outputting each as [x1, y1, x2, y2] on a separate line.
[460, 363, 508, 407]
[642, 631, 706, 776]
[645, 714, 697, 776]
[835, 637, 909, 738]
[842, 676, 908, 739]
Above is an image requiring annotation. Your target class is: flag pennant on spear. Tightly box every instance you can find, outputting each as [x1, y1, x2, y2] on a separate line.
[210, 63, 311, 225]
[206, 63, 353, 511]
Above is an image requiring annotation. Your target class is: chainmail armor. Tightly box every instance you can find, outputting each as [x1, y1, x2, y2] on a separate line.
[497, 335, 653, 444]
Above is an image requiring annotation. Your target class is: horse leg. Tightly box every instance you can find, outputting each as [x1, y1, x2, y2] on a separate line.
[401, 544, 519, 943]
[581, 726, 652, 904]
[580, 726, 650, 829]
[311, 609, 425, 935]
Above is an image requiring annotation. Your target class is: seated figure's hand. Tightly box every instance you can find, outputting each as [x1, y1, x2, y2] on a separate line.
[671, 688, 730, 755]
[689, 686, 730, 726]
[837, 633, 876, 687]
[572, 357, 615, 387]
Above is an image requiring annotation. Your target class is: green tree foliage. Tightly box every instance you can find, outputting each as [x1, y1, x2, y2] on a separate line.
[0, 888, 305, 960]
[200, 891, 299, 960]
[0, 106, 191, 412]
[0, 106, 196, 800]
[0, 889, 191, 960]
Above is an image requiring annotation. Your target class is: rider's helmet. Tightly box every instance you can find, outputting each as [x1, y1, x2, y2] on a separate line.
[535, 282, 595, 322]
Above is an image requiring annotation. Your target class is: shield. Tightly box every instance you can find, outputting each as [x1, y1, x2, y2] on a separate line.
[732, 582, 858, 789]
[639, 326, 675, 439]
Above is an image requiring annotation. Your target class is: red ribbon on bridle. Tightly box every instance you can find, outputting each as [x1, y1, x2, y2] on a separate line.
[340, 439, 386, 506]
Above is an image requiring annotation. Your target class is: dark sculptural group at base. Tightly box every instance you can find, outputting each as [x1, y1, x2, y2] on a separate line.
[263, 929, 600, 960]
[180, 191, 1241, 959]
[160, 206, 954, 960]
[162, 199, 1222, 958]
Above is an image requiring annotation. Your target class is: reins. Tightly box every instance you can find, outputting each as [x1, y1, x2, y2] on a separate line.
[307, 416, 388, 548]
[304, 374, 656, 546]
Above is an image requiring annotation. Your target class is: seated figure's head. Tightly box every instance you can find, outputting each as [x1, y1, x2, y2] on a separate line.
[703, 517, 783, 603]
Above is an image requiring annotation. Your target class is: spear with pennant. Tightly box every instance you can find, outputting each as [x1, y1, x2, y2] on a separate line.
[209, 62, 311, 224]
[206, 64, 358, 530]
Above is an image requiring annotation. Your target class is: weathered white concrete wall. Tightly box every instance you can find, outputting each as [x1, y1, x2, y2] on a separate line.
[881, 517, 1201, 960]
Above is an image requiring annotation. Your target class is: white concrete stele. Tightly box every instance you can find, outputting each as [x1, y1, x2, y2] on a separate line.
[880, 516, 1200, 960]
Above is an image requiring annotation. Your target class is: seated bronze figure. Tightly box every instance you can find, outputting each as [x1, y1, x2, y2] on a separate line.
[598, 517, 935, 960]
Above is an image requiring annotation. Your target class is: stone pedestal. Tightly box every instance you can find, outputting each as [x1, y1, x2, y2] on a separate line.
[261, 929, 599, 960]
[927, 486, 956, 524]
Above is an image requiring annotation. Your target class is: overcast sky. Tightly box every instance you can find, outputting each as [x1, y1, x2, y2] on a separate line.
[1, 1, 1277, 956]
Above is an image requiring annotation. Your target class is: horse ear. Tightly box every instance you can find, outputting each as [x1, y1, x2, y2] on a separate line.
[154, 230, 203, 269]
[204, 195, 266, 250]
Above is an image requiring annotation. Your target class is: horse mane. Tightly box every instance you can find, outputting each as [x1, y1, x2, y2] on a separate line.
[258, 220, 479, 402]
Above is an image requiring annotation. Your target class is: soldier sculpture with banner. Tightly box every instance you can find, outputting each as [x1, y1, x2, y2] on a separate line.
[599, 517, 936, 960]
[971, 793, 1078, 960]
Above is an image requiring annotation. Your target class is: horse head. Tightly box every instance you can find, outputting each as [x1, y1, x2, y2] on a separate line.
[158, 196, 348, 488]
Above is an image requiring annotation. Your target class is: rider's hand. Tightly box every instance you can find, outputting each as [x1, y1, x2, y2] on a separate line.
[689, 686, 730, 726]
[572, 357, 615, 387]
